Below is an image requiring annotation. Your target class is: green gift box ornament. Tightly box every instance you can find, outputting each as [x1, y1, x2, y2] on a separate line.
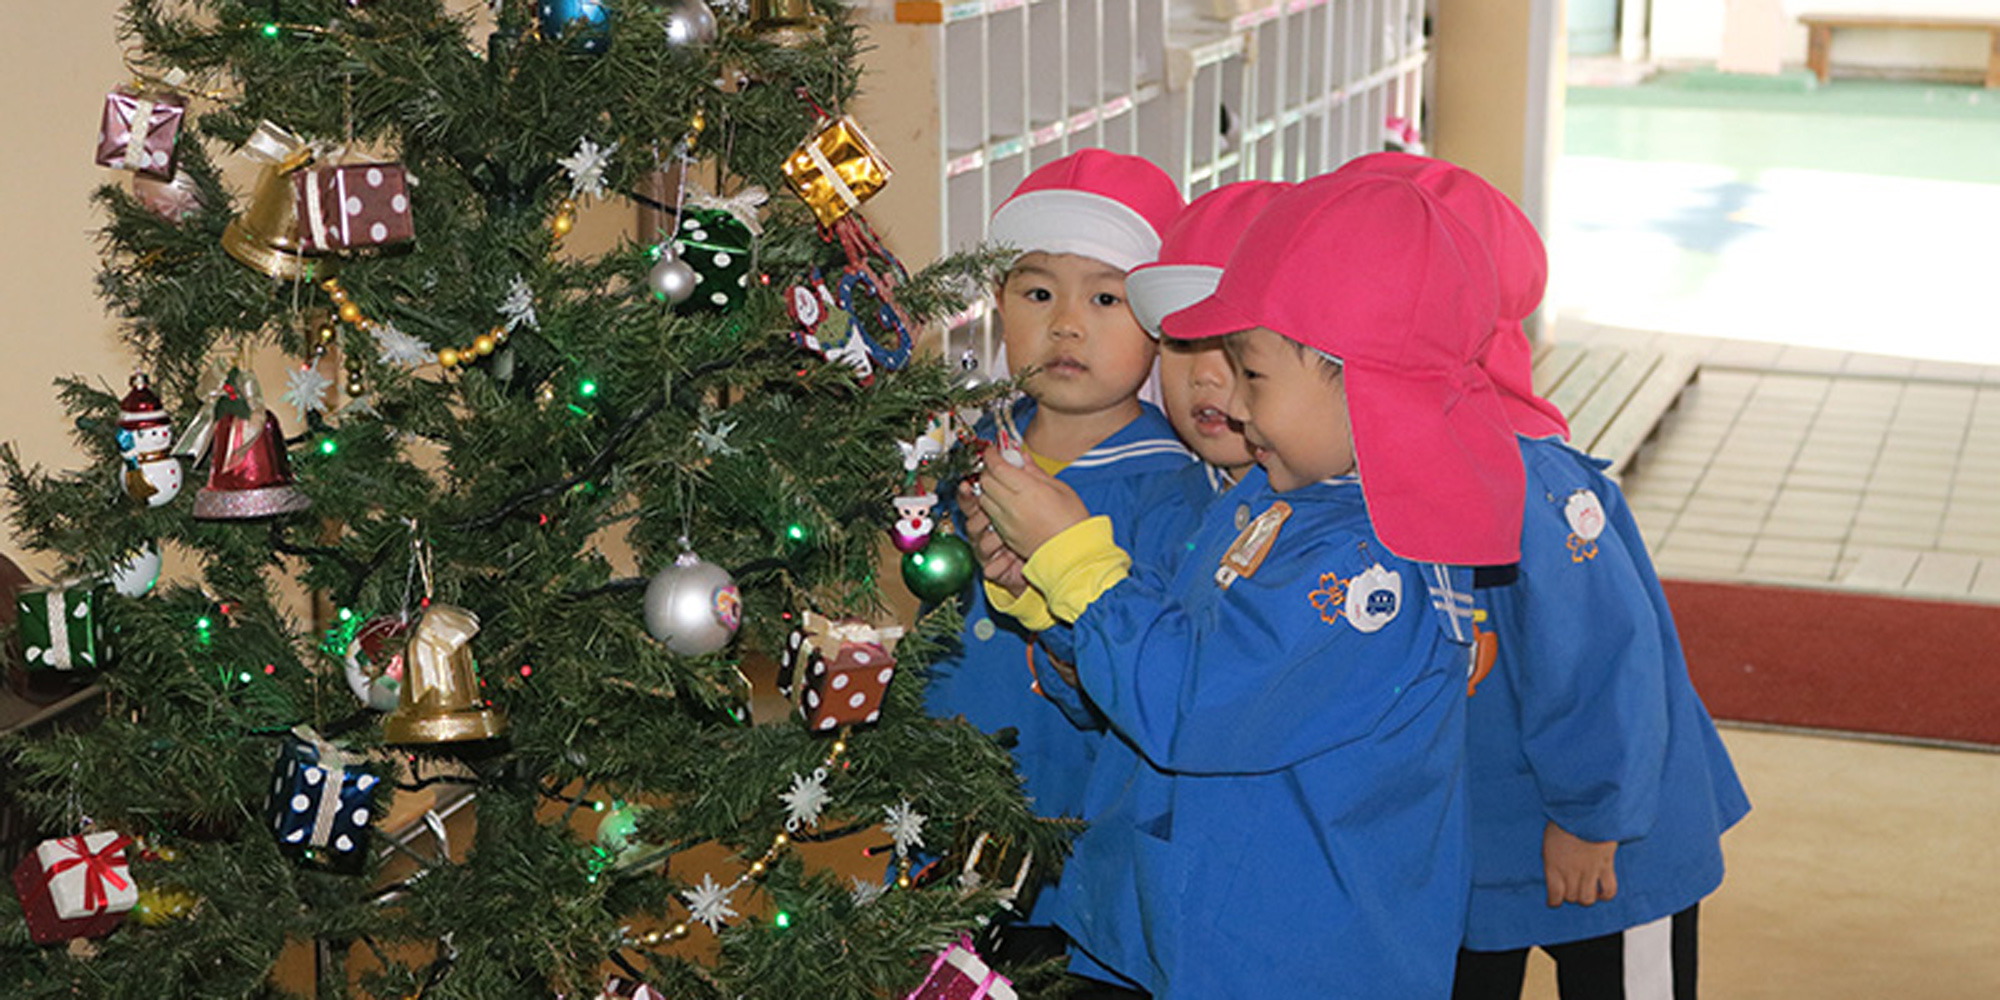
[17, 583, 108, 671]
[668, 187, 762, 315]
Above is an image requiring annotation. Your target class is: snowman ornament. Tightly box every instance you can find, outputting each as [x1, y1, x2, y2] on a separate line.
[117, 372, 182, 507]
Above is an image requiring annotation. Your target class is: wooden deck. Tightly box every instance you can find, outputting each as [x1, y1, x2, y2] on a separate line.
[1533, 342, 1701, 477]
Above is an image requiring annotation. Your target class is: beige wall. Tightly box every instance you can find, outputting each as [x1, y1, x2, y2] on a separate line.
[2, 0, 133, 573]
[1430, 0, 1566, 333]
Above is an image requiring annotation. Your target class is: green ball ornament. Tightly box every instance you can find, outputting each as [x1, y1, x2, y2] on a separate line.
[901, 532, 976, 603]
[597, 804, 649, 859]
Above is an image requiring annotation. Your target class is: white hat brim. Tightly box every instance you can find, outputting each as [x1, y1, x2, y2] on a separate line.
[989, 190, 1162, 273]
[1126, 264, 1224, 338]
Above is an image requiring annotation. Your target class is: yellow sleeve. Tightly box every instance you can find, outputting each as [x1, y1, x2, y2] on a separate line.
[984, 580, 1057, 632]
[1024, 516, 1132, 624]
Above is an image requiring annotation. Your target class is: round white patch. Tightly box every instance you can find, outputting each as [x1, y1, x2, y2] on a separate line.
[356, 775, 378, 791]
[304, 767, 323, 786]
[714, 252, 732, 267]
[391, 194, 408, 213]
[805, 690, 820, 708]
[818, 716, 837, 730]
[291, 794, 311, 813]
[352, 807, 370, 826]
[972, 618, 996, 641]
[848, 692, 867, 709]
[1564, 489, 1607, 543]
[691, 227, 709, 241]
[285, 829, 305, 843]
[832, 673, 850, 690]
[877, 667, 894, 684]
[853, 650, 873, 666]
[366, 167, 384, 186]
[370, 222, 389, 242]
[344, 196, 363, 216]
[1343, 563, 1403, 634]
[865, 710, 881, 722]
[334, 834, 353, 852]
[710, 292, 729, 306]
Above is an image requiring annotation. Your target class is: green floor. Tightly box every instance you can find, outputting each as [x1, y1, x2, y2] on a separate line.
[1552, 71, 2000, 365]
[1568, 71, 2000, 186]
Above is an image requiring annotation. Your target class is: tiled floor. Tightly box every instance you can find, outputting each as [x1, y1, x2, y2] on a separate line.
[1556, 318, 2000, 604]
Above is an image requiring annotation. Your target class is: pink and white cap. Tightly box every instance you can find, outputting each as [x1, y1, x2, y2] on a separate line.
[1163, 172, 1523, 566]
[1334, 152, 1569, 441]
[1127, 181, 1292, 338]
[987, 149, 1183, 273]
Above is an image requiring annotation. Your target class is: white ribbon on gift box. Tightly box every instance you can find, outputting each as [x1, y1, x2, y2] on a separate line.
[907, 940, 1016, 1000]
[291, 726, 363, 850]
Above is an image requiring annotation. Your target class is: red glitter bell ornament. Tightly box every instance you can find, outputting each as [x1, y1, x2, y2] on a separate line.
[191, 408, 311, 519]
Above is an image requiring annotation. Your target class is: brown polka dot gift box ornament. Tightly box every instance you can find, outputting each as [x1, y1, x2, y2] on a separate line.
[778, 612, 905, 733]
[292, 162, 415, 252]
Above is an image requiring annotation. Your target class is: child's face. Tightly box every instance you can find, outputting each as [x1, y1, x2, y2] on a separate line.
[998, 252, 1157, 420]
[1159, 338, 1254, 475]
[1224, 327, 1355, 492]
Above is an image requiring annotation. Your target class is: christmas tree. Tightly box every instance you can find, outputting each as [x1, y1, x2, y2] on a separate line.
[2, 1, 1064, 996]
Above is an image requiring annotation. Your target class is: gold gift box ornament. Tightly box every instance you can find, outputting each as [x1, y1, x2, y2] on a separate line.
[782, 115, 892, 228]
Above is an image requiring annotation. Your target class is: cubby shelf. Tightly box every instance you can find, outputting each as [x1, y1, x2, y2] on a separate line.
[850, 0, 1428, 358]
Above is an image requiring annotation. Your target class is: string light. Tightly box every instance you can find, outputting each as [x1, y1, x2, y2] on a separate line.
[318, 438, 339, 456]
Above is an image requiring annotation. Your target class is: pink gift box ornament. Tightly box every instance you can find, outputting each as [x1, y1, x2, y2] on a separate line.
[293, 162, 415, 251]
[906, 937, 1016, 1000]
[10, 831, 137, 944]
[96, 86, 186, 180]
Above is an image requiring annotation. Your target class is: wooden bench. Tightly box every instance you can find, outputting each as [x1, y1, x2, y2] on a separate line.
[1532, 343, 1701, 478]
[1799, 14, 2000, 88]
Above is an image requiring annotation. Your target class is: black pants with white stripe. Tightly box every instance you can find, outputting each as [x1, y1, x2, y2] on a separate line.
[1452, 904, 1700, 1000]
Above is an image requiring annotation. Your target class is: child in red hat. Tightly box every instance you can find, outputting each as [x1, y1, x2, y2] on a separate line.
[975, 173, 1513, 997]
[1335, 152, 1750, 1000]
[923, 149, 1190, 957]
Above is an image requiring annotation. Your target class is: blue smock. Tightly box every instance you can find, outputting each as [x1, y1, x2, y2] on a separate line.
[1464, 436, 1751, 950]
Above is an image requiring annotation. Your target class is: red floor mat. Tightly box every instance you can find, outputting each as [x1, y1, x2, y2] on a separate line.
[1663, 579, 2000, 747]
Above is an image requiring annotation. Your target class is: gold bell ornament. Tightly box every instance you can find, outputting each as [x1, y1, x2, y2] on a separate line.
[221, 121, 335, 281]
[383, 603, 507, 745]
[747, 0, 825, 48]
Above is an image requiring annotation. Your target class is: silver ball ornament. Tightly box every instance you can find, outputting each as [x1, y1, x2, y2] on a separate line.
[109, 546, 162, 598]
[662, 0, 719, 48]
[648, 246, 700, 305]
[644, 551, 742, 655]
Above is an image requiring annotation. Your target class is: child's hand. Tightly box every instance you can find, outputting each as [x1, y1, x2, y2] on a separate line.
[1542, 821, 1619, 907]
[959, 480, 1028, 596]
[977, 454, 1091, 558]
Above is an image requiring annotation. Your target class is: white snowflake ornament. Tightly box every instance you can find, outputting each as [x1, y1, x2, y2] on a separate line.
[371, 321, 433, 369]
[849, 876, 889, 908]
[780, 768, 829, 832]
[695, 416, 740, 457]
[882, 799, 927, 859]
[560, 137, 618, 200]
[282, 366, 334, 419]
[681, 873, 739, 932]
[499, 275, 539, 333]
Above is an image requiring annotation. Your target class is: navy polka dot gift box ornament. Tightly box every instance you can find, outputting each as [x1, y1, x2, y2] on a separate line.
[266, 727, 380, 874]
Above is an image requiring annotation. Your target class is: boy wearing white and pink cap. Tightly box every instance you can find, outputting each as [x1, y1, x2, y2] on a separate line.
[969, 182, 1289, 993]
[922, 150, 1190, 946]
[976, 173, 1517, 997]
[1335, 153, 1748, 1000]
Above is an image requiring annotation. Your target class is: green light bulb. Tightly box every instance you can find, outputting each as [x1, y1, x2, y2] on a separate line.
[195, 616, 212, 631]
[578, 379, 599, 398]
[261, 22, 280, 38]
[785, 523, 808, 542]
[774, 911, 792, 929]
[319, 438, 338, 455]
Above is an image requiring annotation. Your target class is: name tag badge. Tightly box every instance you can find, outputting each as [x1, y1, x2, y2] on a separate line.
[1215, 502, 1292, 590]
